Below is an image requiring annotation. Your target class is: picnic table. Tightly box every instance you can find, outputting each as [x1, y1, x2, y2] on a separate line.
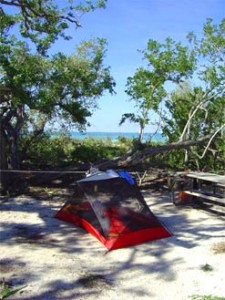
[184, 171, 225, 207]
[170, 171, 225, 208]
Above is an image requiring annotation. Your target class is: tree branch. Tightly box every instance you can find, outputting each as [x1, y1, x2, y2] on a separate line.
[194, 124, 225, 159]
[96, 133, 215, 169]
[0, 0, 81, 28]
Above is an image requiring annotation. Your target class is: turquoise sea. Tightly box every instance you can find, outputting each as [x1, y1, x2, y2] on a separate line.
[70, 131, 165, 142]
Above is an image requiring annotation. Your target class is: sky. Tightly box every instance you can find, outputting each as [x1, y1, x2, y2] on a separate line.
[11, 0, 225, 133]
[65, 0, 224, 133]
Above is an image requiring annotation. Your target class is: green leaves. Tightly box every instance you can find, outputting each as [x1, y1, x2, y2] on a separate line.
[124, 36, 195, 142]
[188, 18, 225, 93]
[0, 279, 26, 300]
[0, 0, 108, 54]
[0, 36, 115, 133]
[143, 37, 195, 82]
[122, 18, 225, 169]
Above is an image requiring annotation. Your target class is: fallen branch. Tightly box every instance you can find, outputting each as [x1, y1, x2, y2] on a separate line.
[97, 133, 215, 169]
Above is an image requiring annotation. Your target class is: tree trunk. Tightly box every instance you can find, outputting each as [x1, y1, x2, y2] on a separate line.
[97, 133, 213, 170]
[138, 125, 144, 143]
[0, 127, 9, 191]
[0, 129, 8, 170]
[2, 122, 20, 170]
[8, 132, 20, 169]
[1, 106, 24, 170]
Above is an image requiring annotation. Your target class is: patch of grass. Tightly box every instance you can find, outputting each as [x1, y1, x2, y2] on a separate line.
[191, 295, 225, 300]
[200, 263, 213, 272]
[0, 279, 25, 299]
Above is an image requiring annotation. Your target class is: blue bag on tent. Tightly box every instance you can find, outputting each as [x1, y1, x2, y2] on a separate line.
[117, 170, 135, 185]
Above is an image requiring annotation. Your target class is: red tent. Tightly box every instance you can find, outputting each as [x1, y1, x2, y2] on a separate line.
[55, 169, 171, 250]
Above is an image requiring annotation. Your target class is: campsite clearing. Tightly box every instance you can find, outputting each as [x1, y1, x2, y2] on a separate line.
[0, 190, 225, 300]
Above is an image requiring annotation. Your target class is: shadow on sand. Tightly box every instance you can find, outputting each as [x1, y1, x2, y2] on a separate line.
[0, 180, 225, 299]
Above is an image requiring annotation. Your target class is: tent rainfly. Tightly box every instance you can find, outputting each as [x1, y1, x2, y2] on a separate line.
[55, 169, 171, 250]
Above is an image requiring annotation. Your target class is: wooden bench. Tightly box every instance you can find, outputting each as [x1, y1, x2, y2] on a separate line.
[184, 190, 225, 207]
[185, 172, 225, 208]
[170, 172, 225, 210]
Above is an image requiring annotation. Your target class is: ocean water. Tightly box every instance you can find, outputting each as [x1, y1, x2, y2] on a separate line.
[70, 131, 165, 142]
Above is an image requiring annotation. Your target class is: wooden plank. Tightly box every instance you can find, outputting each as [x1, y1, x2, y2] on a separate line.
[216, 182, 225, 189]
[0, 169, 86, 174]
[184, 190, 225, 207]
[186, 172, 225, 185]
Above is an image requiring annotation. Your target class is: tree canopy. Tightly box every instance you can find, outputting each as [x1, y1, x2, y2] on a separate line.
[0, 0, 107, 53]
[121, 38, 196, 142]
[0, 0, 115, 171]
[117, 18, 225, 169]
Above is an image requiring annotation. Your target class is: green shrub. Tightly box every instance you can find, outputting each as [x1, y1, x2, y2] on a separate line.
[19, 135, 130, 168]
[19, 133, 224, 172]
[191, 296, 225, 300]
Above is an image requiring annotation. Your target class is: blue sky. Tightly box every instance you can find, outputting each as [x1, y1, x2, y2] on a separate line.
[78, 0, 224, 133]
[26, 1, 225, 132]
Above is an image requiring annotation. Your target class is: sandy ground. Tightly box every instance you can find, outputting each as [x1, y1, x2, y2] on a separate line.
[0, 190, 225, 300]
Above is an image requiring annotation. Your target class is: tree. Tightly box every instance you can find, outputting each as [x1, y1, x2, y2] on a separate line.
[0, 38, 115, 168]
[0, 0, 115, 175]
[164, 83, 225, 169]
[120, 38, 195, 142]
[116, 18, 225, 171]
